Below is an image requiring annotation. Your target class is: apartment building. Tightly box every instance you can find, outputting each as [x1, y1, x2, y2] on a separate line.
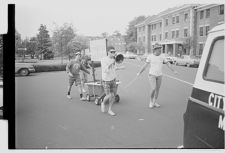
[136, 4, 224, 56]
[194, 4, 224, 56]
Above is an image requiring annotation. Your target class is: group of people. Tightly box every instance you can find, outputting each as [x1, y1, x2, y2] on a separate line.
[66, 44, 178, 116]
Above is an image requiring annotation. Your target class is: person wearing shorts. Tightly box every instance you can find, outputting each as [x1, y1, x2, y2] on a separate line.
[100, 47, 124, 116]
[66, 52, 90, 101]
[79, 50, 91, 94]
[137, 43, 178, 108]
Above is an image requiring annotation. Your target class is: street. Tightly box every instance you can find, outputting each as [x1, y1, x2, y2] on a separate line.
[15, 59, 198, 149]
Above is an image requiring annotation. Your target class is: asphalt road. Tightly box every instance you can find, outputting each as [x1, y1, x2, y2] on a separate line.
[15, 59, 198, 149]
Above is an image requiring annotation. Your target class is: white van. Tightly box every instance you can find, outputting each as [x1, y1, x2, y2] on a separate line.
[183, 23, 224, 148]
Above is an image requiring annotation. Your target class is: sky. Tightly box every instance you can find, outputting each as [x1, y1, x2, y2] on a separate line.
[14, 0, 224, 39]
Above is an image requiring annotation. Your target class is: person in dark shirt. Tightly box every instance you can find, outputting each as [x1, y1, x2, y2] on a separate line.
[66, 52, 91, 101]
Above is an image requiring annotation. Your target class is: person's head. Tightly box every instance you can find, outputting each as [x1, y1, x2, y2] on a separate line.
[74, 52, 81, 61]
[153, 43, 162, 56]
[108, 48, 116, 58]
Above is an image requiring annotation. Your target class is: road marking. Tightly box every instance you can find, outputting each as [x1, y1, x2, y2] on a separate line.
[163, 74, 193, 86]
[125, 62, 193, 86]
[138, 118, 144, 121]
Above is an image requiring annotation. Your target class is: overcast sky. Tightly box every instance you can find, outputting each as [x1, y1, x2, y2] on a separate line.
[15, 0, 224, 39]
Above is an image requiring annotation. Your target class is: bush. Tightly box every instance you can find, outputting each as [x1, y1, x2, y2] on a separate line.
[33, 61, 101, 73]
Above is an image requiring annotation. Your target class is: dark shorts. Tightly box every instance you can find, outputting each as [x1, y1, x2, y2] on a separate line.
[69, 74, 81, 86]
[102, 79, 117, 95]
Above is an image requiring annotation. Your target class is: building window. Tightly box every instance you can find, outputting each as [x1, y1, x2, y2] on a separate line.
[143, 26, 145, 32]
[143, 36, 145, 42]
[200, 10, 204, 19]
[159, 22, 162, 28]
[184, 13, 188, 22]
[176, 16, 179, 23]
[199, 43, 204, 55]
[184, 28, 188, 37]
[172, 17, 175, 24]
[159, 34, 162, 41]
[154, 24, 156, 29]
[165, 32, 168, 39]
[154, 35, 157, 41]
[165, 19, 168, 26]
[206, 9, 210, 18]
[219, 5, 224, 15]
[200, 27, 204, 36]
[172, 31, 175, 38]
[176, 30, 179, 38]
[139, 27, 141, 32]
[205, 26, 210, 36]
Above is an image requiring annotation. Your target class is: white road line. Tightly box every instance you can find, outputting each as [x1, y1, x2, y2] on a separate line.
[163, 74, 193, 86]
[125, 62, 193, 86]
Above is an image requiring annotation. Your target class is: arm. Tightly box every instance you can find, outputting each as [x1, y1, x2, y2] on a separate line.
[137, 62, 149, 76]
[166, 62, 178, 74]
[80, 64, 90, 74]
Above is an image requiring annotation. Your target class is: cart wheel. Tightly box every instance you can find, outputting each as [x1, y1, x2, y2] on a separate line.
[115, 95, 120, 102]
[86, 95, 90, 101]
[95, 98, 100, 105]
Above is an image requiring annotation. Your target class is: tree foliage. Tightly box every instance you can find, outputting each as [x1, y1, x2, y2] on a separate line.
[36, 24, 52, 59]
[125, 16, 146, 44]
[52, 23, 76, 57]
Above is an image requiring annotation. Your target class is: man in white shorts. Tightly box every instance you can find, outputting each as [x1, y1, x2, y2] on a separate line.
[137, 43, 178, 108]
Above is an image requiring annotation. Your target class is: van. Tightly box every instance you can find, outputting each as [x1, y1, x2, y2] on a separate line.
[183, 23, 224, 148]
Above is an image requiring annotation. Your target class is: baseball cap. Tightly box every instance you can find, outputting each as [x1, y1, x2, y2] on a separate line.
[153, 43, 162, 50]
[108, 49, 116, 53]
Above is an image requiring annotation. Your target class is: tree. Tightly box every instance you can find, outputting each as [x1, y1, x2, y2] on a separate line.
[15, 30, 22, 56]
[101, 32, 108, 38]
[125, 16, 146, 44]
[126, 42, 139, 53]
[67, 35, 89, 60]
[52, 23, 76, 57]
[36, 24, 52, 60]
[26, 37, 38, 59]
[113, 30, 121, 37]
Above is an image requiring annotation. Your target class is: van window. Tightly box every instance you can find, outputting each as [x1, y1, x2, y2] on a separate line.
[203, 36, 224, 83]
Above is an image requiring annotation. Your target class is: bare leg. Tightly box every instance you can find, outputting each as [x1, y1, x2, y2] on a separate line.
[101, 94, 111, 112]
[153, 76, 162, 107]
[108, 93, 115, 115]
[148, 75, 156, 108]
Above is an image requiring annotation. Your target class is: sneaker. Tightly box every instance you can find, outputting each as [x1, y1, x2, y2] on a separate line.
[80, 97, 86, 101]
[101, 103, 105, 112]
[154, 103, 160, 107]
[108, 110, 116, 116]
[149, 102, 154, 108]
[67, 95, 72, 99]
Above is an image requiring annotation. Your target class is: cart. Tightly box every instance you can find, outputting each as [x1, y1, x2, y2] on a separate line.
[85, 80, 121, 105]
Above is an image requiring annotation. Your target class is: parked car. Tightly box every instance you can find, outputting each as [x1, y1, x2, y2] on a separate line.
[123, 52, 137, 59]
[43, 51, 54, 60]
[174, 55, 200, 67]
[15, 63, 35, 76]
[183, 23, 224, 148]
[161, 53, 176, 64]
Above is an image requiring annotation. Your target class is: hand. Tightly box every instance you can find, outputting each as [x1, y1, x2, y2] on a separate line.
[68, 72, 73, 77]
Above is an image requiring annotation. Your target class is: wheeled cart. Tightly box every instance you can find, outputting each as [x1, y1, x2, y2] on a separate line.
[85, 80, 121, 105]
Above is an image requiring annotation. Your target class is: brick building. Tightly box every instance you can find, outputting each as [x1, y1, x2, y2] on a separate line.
[136, 4, 224, 56]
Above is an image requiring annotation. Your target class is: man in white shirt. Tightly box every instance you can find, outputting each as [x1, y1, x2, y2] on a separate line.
[100, 47, 124, 116]
[137, 43, 178, 108]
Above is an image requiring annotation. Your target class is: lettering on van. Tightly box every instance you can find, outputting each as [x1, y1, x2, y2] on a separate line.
[208, 93, 225, 111]
[218, 115, 225, 131]
[208, 93, 225, 131]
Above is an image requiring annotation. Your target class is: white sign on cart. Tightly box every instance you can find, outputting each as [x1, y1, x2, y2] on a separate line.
[89, 39, 107, 61]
